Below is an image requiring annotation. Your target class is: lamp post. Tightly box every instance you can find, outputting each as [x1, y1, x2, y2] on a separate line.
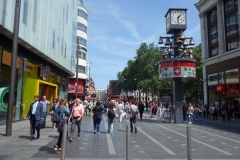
[158, 8, 196, 124]
[6, 0, 21, 136]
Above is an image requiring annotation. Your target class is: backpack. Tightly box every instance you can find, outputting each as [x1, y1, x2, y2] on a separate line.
[51, 108, 62, 123]
[108, 109, 116, 119]
[214, 107, 218, 113]
[221, 110, 226, 115]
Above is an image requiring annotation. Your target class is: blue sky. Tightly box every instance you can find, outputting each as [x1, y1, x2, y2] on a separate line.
[84, 0, 200, 89]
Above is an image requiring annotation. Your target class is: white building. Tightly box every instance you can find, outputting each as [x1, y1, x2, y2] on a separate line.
[195, 0, 240, 112]
[68, 0, 89, 100]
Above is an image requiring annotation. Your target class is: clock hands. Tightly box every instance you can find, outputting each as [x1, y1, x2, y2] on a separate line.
[177, 14, 182, 23]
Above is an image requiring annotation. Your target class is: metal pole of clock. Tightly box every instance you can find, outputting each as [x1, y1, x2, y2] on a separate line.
[172, 30, 183, 124]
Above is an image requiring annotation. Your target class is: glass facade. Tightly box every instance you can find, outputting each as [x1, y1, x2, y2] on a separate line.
[0, 0, 78, 74]
[224, 0, 239, 51]
[77, 51, 87, 60]
[77, 22, 87, 33]
[207, 7, 218, 57]
[77, 65, 86, 74]
[78, 36, 87, 47]
[78, 9, 88, 20]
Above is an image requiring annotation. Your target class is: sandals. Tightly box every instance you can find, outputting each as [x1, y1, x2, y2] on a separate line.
[54, 144, 61, 151]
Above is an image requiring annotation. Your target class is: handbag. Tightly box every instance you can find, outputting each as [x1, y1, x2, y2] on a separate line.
[38, 120, 45, 129]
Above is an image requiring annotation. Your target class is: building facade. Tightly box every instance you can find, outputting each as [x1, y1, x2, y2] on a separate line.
[195, 0, 240, 114]
[0, 0, 78, 124]
[68, 0, 89, 101]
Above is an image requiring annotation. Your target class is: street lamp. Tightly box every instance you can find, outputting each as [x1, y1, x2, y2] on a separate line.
[158, 8, 196, 124]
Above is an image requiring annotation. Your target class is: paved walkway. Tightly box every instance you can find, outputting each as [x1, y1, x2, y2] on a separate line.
[0, 110, 239, 160]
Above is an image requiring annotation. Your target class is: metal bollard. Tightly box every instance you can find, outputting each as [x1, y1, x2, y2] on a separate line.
[126, 125, 130, 160]
[61, 124, 68, 160]
[187, 126, 192, 160]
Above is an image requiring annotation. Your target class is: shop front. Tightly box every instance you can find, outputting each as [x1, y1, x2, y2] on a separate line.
[207, 67, 240, 118]
[68, 78, 86, 100]
[0, 36, 70, 124]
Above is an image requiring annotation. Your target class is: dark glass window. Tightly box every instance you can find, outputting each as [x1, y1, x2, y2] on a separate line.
[78, 9, 88, 20]
[78, 0, 83, 6]
[77, 51, 86, 60]
[77, 36, 87, 47]
[23, 1, 28, 25]
[207, 7, 218, 57]
[77, 65, 85, 74]
[77, 22, 87, 33]
[224, 0, 239, 51]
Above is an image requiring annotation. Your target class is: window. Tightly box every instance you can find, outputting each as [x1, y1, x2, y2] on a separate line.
[77, 51, 86, 60]
[23, 1, 28, 25]
[224, 0, 239, 51]
[32, 0, 37, 32]
[77, 22, 87, 33]
[52, 29, 55, 49]
[77, 65, 85, 74]
[78, 0, 83, 6]
[77, 37, 87, 47]
[207, 7, 218, 57]
[78, 9, 88, 20]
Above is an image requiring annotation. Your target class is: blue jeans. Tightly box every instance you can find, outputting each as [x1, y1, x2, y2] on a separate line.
[43, 112, 47, 126]
[93, 115, 102, 132]
[194, 113, 198, 120]
[188, 114, 193, 123]
[108, 118, 114, 133]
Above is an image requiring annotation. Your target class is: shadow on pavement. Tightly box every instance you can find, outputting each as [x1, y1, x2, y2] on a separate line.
[38, 146, 58, 154]
[19, 135, 30, 139]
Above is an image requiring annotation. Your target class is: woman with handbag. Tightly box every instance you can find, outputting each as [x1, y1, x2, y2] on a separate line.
[92, 101, 104, 134]
[54, 99, 70, 152]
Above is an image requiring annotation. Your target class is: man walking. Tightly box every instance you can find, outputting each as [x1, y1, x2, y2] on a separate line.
[138, 101, 145, 120]
[40, 95, 51, 127]
[68, 98, 84, 141]
[26, 96, 43, 140]
[129, 102, 138, 133]
[117, 101, 124, 122]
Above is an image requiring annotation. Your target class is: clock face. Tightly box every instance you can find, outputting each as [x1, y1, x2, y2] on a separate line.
[171, 10, 186, 24]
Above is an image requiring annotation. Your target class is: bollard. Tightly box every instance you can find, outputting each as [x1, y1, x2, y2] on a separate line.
[61, 124, 68, 160]
[187, 126, 192, 160]
[126, 125, 130, 160]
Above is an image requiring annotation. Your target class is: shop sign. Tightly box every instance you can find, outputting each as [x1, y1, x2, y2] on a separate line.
[39, 66, 50, 80]
[216, 84, 225, 92]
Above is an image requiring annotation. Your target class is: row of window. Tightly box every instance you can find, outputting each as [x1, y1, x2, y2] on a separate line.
[78, 9, 88, 20]
[207, 0, 239, 58]
[77, 22, 87, 33]
[78, 37, 87, 47]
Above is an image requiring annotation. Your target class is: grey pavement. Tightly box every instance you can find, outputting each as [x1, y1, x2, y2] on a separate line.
[0, 110, 239, 160]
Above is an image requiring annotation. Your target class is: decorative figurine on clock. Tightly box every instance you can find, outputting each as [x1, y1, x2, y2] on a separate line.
[165, 8, 187, 34]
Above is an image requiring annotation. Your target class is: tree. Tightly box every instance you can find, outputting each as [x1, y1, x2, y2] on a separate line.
[183, 44, 203, 103]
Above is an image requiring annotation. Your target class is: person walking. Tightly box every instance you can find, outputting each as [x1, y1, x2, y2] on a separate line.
[221, 107, 227, 122]
[107, 102, 116, 135]
[117, 101, 124, 122]
[92, 101, 103, 134]
[138, 101, 145, 120]
[26, 95, 44, 140]
[54, 99, 70, 152]
[212, 105, 218, 121]
[51, 99, 58, 129]
[68, 98, 84, 141]
[129, 102, 138, 133]
[183, 102, 188, 122]
[203, 104, 209, 118]
[227, 105, 232, 121]
[188, 103, 194, 124]
[40, 95, 51, 127]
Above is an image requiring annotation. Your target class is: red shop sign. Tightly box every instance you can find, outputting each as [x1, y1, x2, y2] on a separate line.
[216, 84, 225, 92]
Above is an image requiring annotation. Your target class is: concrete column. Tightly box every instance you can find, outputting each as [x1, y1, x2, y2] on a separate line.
[202, 65, 208, 105]
[199, 12, 208, 60]
[217, 0, 226, 54]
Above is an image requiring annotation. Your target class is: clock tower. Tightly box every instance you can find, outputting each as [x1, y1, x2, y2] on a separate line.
[165, 8, 187, 34]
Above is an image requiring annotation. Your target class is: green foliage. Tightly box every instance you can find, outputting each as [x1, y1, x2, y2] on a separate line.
[183, 44, 203, 103]
[117, 43, 172, 98]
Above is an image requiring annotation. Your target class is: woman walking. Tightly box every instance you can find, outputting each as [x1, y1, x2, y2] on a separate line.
[92, 101, 104, 134]
[107, 102, 116, 135]
[51, 99, 58, 129]
[54, 99, 70, 152]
